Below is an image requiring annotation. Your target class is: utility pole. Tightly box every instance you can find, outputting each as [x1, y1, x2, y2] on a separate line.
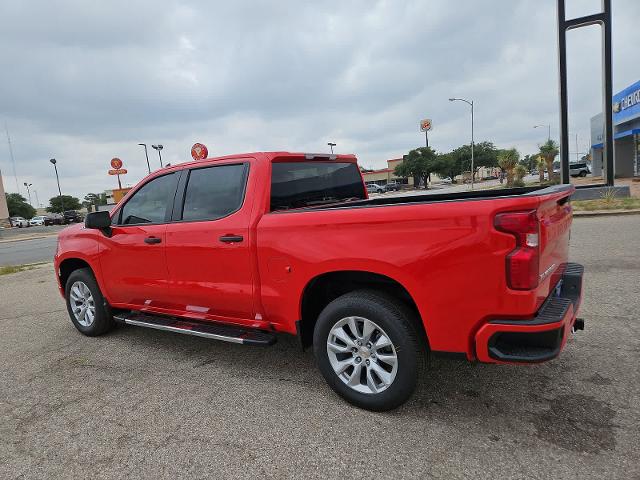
[138, 143, 151, 174]
[327, 142, 336, 154]
[5, 123, 19, 193]
[49, 158, 65, 213]
[23, 182, 32, 206]
[152, 145, 163, 168]
[449, 98, 475, 189]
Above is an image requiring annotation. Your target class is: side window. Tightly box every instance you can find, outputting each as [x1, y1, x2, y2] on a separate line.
[181, 164, 247, 222]
[117, 173, 176, 225]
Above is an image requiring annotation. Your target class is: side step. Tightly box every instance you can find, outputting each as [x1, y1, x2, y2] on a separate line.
[113, 312, 277, 346]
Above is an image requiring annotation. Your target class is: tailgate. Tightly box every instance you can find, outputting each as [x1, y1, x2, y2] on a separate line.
[536, 186, 574, 295]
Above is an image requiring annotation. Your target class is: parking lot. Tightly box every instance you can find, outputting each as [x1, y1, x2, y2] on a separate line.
[1, 215, 638, 479]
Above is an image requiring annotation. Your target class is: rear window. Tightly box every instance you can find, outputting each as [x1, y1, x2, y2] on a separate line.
[270, 162, 366, 211]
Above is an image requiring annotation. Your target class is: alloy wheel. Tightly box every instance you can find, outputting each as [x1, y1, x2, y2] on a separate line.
[326, 316, 398, 394]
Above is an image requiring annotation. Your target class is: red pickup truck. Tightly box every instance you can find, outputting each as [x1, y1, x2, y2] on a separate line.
[54, 152, 584, 411]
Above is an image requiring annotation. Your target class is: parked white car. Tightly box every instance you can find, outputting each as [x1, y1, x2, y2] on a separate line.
[10, 216, 29, 228]
[29, 216, 47, 226]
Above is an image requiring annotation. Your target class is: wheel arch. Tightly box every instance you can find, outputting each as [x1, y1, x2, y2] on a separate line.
[57, 257, 106, 300]
[298, 270, 428, 349]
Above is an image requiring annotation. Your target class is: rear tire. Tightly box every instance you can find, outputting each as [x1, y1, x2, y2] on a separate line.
[65, 268, 115, 336]
[313, 290, 425, 411]
[579, 171, 587, 177]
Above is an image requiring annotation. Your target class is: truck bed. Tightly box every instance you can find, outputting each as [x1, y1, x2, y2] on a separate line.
[308, 185, 573, 211]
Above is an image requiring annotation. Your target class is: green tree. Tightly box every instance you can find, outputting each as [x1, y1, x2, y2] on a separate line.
[47, 195, 82, 213]
[520, 154, 537, 172]
[539, 139, 559, 183]
[433, 152, 463, 183]
[6, 193, 36, 218]
[497, 148, 520, 187]
[395, 147, 440, 189]
[449, 141, 499, 181]
[82, 193, 107, 212]
[513, 164, 528, 187]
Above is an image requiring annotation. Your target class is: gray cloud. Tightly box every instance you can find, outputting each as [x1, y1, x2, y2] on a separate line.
[1, 0, 638, 202]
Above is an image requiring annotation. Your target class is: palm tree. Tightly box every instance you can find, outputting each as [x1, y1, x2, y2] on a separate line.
[539, 139, 559, 182]
[497, 148, 519, 187]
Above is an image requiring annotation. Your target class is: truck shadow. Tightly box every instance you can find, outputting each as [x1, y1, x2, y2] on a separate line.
[111, 324, 617, 455]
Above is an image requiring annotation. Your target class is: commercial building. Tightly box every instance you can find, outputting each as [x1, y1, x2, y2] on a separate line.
[590, 79, 640, 178]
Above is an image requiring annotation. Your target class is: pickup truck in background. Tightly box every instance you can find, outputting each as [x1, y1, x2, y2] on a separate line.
[54, 152, 584, 411]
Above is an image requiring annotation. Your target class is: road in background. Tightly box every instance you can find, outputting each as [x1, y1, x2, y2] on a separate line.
[0, 236, 57, 266]
[0, 215, 638, 479]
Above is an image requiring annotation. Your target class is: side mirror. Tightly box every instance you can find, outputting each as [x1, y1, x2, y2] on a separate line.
[85, 211, 112, 230]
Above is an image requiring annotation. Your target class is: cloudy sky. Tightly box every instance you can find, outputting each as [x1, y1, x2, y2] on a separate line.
[1, 0, 638, 205]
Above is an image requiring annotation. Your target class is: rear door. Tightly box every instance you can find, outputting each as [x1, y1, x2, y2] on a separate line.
[98, 172, 179, 307]
[164, 162, 255, 321]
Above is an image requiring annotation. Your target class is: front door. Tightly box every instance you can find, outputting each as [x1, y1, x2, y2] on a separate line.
[98, 172, 178, 308]
[164, 162, 255, 322]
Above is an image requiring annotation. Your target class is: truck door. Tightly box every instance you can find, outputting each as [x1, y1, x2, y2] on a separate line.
[98, 172, 178, 307]
[164, 162, 255, 321]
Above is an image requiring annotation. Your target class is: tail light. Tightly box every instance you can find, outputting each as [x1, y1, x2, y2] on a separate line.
[494, 210, 540, 290]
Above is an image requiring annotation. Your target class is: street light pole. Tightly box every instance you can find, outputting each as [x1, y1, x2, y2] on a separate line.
[534, 124, 551, 142]
[152, 145, 163, 168]
[49, 158, 65, 212]
[138, 143, 151, 174]
[34, 189, 40, 208]
[327, 142, 336, 154]
[23, 182, 32, 206]
[449, 97, 475, 190]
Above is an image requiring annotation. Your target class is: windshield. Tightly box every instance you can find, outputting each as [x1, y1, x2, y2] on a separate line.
[270, 161, 366, 211]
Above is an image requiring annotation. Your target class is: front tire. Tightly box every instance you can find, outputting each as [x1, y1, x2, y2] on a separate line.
[313, 290, 425, 411]
[65, 268, 115, 336]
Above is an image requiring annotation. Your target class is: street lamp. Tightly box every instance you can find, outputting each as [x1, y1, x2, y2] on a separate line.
[327, 142, 336, 154]
[534, 124, 551, 142]
[151, 144, 164, 168]
[49, 158, 65, 213]
[34, 189, 40, 208]
[23, 182, 32, 206]
[138, 143, 151, 174]
[449, 97, 475, 190]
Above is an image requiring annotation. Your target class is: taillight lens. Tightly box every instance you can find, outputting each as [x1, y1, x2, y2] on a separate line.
[494, 210, 540, 290]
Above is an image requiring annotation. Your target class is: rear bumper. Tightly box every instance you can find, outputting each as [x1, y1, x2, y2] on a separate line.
[475, 263, 584, 364]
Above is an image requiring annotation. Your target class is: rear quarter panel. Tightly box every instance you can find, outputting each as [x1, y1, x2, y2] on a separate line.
[256, 193, 559, 355]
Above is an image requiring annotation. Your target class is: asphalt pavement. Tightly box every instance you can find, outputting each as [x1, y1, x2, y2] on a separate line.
[0, 236, 58, 266]
[0, 215, 638, 479]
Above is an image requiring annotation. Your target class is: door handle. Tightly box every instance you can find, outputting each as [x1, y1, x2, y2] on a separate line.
[219, 235, 244, 243]
[144, 236, 162, 244]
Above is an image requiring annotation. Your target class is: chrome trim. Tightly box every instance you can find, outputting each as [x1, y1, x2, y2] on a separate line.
[122, 318, 244, 344]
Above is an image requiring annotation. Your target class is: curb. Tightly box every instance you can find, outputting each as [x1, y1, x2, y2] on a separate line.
[0, 233, 59, 244]
[573, 208, 640, 217]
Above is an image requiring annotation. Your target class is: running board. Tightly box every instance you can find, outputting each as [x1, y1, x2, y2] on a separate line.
[113, 312, 276, 346]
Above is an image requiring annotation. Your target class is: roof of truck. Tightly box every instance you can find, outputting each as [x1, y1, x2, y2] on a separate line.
[159, 151, 357, 174]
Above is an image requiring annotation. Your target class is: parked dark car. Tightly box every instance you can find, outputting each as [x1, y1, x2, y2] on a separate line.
[63, 210, 83, 224]
[45, 214, 64, 225]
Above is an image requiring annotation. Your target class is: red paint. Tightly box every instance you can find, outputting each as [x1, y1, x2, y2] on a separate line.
[54, 152, 581, 363]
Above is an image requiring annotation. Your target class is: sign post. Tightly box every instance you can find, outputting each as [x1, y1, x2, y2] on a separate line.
[108, 158, 127, 189]
[420, 119, 433, 148]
